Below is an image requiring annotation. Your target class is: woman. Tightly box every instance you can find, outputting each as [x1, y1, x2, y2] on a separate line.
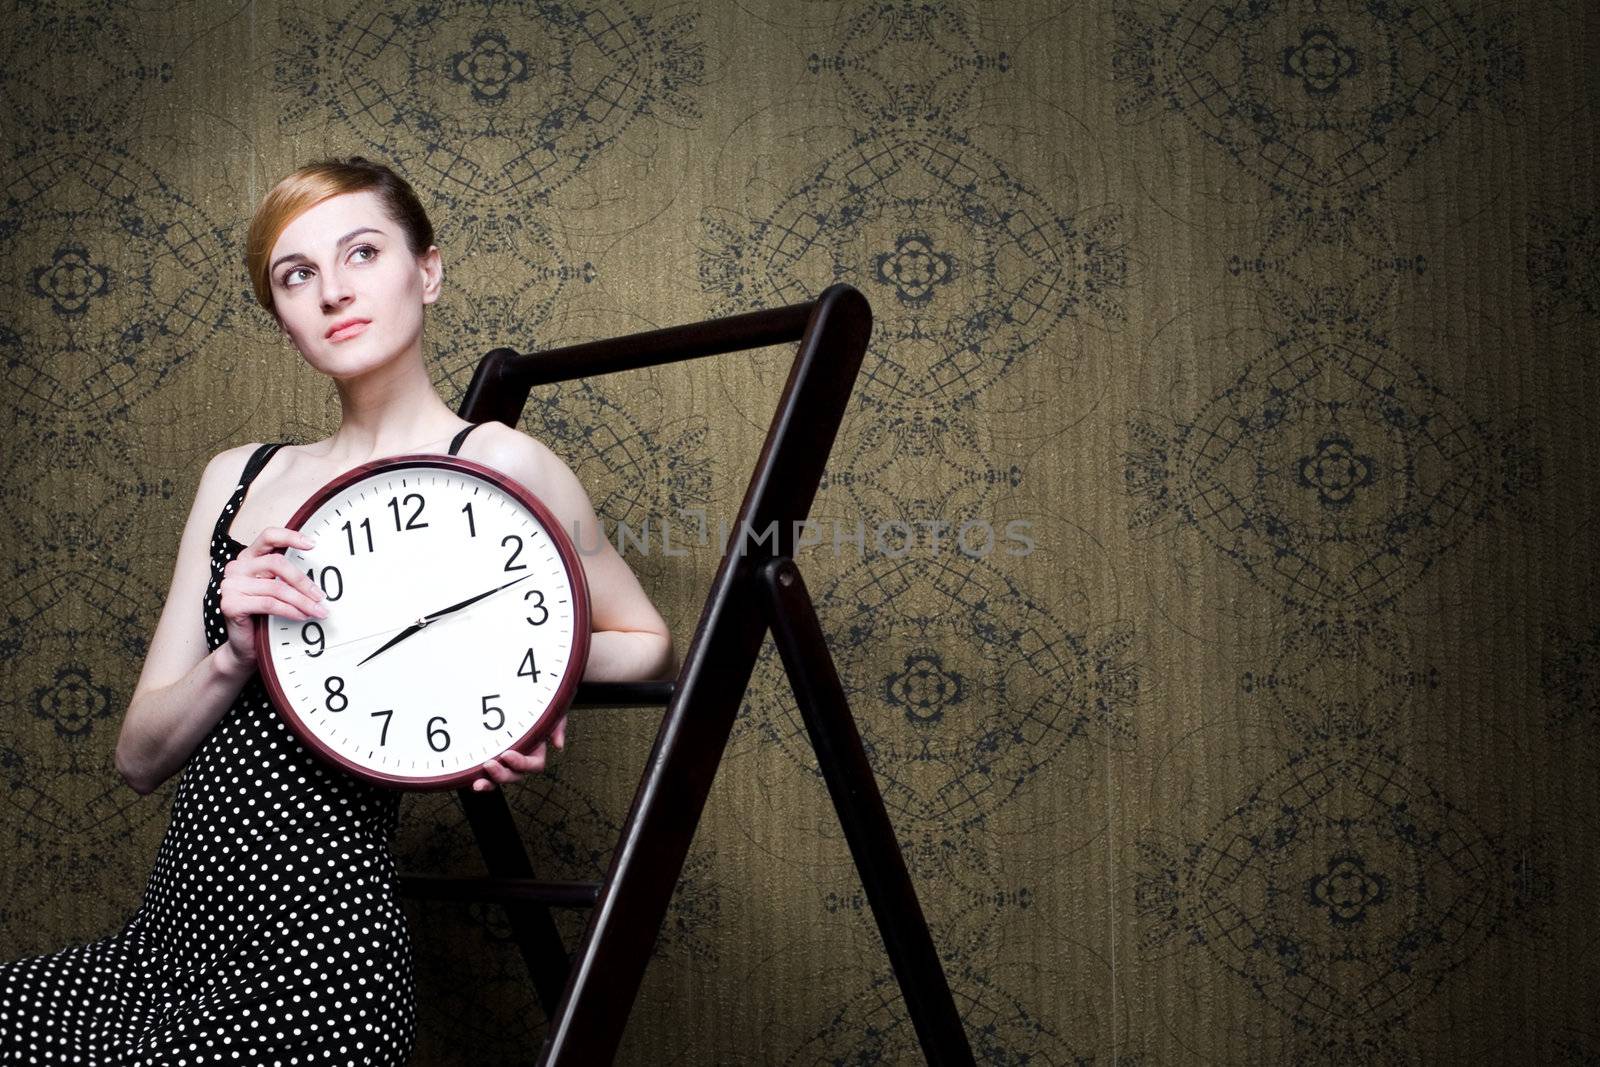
[0, 157, 675, 1064]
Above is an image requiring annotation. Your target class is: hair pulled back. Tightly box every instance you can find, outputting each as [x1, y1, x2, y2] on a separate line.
[245, 156, 435, 313]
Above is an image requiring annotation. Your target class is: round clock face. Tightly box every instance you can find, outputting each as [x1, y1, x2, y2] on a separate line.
[253, 454, 590, 790]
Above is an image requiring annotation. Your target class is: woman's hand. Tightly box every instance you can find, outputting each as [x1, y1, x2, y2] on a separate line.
[218, 528, 328, 671]
[470, 716, 566, 792]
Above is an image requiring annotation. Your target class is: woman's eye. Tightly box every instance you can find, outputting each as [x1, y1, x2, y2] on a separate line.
[280, 246, 373, 287]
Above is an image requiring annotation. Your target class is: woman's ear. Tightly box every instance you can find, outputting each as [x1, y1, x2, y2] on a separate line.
[419, 246, 443, 305]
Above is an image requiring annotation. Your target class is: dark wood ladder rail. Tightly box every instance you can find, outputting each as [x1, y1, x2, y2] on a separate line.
[397, 283, 975, 1065]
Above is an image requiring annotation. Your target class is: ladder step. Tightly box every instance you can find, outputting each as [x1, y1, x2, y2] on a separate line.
[569, 681, 674, 708]
[398, 875, 601, 908]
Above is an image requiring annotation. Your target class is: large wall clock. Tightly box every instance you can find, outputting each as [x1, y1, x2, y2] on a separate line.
[252, 454, 591, 790]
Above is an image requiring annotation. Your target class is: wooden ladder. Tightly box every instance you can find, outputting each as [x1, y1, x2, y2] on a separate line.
[398, 283, 975, 1065]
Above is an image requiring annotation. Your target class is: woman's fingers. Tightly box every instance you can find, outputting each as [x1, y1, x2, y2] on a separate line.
[249, 564, 327, 616]
[471, 743, 552, 792]
[237, 576, 327, 619]
[233, 594, 318, 621]
[259, 552, 324, 605]
[222, 529, 325, 620]
[248, 526, 316, 556]
[250, 530, 325, 606]
[222, 590, 320, 623]
[479, 759, 516, 785]
[471, 758, 516, 793]
[500, 744, 548, 774]
[554, 717, 566, 750]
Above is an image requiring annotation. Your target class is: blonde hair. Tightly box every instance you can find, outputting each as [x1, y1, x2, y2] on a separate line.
[245, 156, 436, 313]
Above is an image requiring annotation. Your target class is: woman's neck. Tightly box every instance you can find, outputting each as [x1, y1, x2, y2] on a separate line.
[318, 345, 468, 463]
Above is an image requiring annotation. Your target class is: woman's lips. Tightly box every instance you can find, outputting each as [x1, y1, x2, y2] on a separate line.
[327, 320, 370, 342]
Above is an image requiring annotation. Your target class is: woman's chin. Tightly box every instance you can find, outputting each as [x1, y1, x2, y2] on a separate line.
[291, 324, 423, 381]
[309, 344, 411, 381]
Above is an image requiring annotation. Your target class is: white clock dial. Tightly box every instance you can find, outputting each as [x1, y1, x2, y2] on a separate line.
[256, 458, 588, 788]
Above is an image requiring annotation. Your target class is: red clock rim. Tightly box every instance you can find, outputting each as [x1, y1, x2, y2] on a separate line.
[251, 452, 593, 791]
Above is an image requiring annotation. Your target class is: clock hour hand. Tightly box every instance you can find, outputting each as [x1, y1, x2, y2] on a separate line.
[355, 616, 429, 667]
[420, 573, 532, 624]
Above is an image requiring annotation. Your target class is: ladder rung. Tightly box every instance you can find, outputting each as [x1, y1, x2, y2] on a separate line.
[569, 680, 674, 708]
[398, 875, 601, 908]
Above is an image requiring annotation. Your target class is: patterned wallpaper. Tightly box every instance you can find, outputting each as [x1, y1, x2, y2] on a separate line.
[2, 0, 1596, 1063]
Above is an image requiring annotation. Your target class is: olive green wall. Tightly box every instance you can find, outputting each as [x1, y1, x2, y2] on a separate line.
[2, 0, 1596, 1062]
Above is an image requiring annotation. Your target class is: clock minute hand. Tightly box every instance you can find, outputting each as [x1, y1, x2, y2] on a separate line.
[420, 573, 533, 624]
[353, 575, 534, 669]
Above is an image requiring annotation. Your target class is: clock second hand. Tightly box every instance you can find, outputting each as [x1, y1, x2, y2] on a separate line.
[296, 575, 534, 659]
[304, 618, 428, 657]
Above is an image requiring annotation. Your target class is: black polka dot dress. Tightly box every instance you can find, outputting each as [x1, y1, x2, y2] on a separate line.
[0, 438, 451, 1065]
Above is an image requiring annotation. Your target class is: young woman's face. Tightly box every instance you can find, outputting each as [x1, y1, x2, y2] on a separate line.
[267, 189, 441, 377]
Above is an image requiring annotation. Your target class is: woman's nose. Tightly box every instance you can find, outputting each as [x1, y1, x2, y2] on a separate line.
[319, 268, 354, 309]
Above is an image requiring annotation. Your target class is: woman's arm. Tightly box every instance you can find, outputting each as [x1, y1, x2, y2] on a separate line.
[476, 423, 676, 679]
[547, 460, 678, 683]
[464, 424, 677, 791]
[115, 446, 259, 794]
[543, 439, 676, 681]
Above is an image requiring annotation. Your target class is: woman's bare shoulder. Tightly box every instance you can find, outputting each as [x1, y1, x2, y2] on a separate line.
[461, 421, 559, 479]
[199, 441, 270, 495]
[186, 441, 299, 530]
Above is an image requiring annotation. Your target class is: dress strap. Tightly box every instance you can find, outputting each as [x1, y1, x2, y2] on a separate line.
[238, 441, 290, 488]
[214, 442, 291, 546]
[447, 422, 481, 457]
